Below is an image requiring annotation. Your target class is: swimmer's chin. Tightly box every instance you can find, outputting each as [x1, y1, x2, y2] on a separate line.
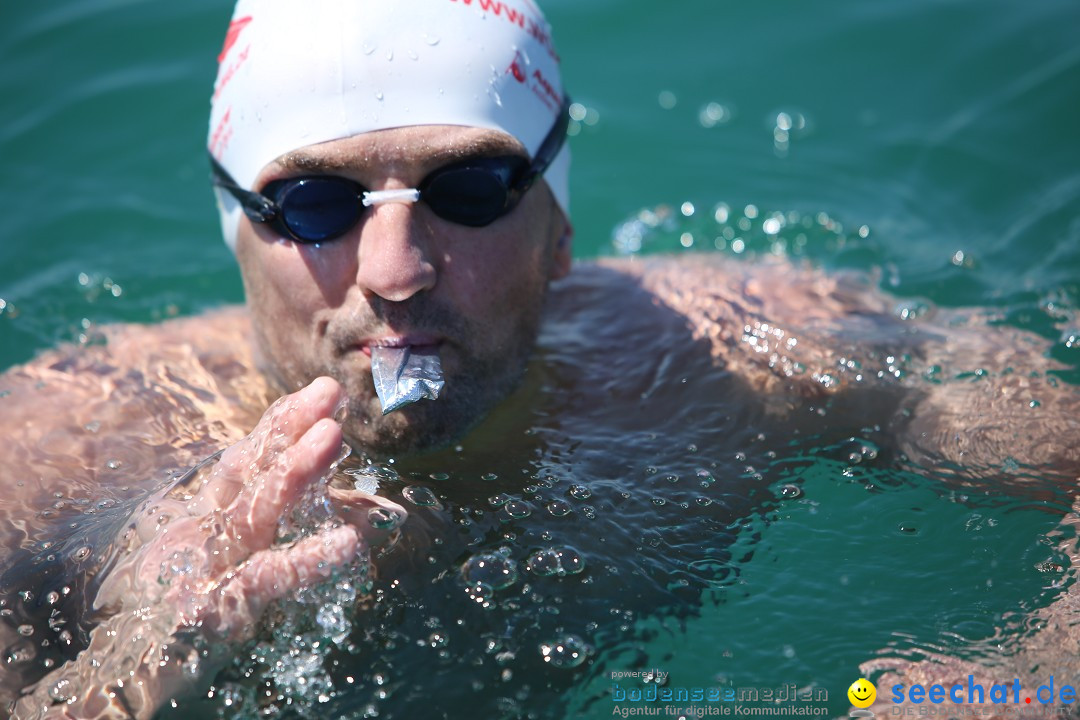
[340, 396, 481, 459]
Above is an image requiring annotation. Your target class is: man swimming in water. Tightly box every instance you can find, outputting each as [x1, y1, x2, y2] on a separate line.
[3, 1, 1078, 717]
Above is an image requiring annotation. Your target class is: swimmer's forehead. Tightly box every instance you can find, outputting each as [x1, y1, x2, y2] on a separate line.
[265, 126, 527, 178]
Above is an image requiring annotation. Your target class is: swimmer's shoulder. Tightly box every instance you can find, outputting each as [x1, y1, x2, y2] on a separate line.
[1, 305, 260, 389]
[0, 306, 269, 457]
[570, 254, 903, 396]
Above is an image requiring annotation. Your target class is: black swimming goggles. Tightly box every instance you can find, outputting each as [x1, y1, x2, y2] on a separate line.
[210, 96, 571, 244]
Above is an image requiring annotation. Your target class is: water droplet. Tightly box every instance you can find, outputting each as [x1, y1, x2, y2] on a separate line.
[402, 485, 440, 507]
[526, 547, 585, 577]
[488, 493, 512, 508]
[315, 603, 350, 644]
[658, 90, 677, 109]
[698, 102, 731, 128]
[481, 473, 499, 482]
[568, 485, 591, 500]
[343, 464, 397, 494]
[539, 634, 591, 668]
[17, 624, 33, 637]
[501, 500, 531, 520]
[546, 500, 572, 517]
[374, 91, 384, 101]
[423, 32, 440, 46]
[5, 640, 35, 664]
[462, 553, 518, 590]
[49, 678, 74, 702]
[367, 507, 404, 530]
[385, 49, 394, 61]
[45, 591, 60, 605]
[362, 41, 377, 55]
[73, 546, 92, 562]
[778, 484, 803, 499]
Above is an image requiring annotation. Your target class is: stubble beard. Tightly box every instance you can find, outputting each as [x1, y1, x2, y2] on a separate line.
[333, 298, 546, 457]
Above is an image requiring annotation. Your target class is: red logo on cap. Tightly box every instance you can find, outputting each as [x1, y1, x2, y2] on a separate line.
[507, 51, 527, 83]
[217, 16, 252, 64]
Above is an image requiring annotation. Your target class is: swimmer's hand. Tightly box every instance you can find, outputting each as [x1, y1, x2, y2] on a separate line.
[13, 377, 406, 719]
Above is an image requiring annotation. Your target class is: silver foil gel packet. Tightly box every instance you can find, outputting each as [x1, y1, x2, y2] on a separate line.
[371, 345, 445, 414]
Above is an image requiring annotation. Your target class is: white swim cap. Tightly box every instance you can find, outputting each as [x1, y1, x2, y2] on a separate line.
[208, 0, 570, 250]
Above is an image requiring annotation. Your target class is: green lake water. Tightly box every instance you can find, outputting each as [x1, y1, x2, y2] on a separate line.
[2, 0, 1079, 718]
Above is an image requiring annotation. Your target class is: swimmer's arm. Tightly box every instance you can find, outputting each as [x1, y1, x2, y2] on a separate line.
[891, 313, 1080, 481]
[607, 253, 1078, 477]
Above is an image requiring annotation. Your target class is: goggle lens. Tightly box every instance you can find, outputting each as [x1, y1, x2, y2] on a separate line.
[277, 178, 363, 243]
[420, 162, 517, 228]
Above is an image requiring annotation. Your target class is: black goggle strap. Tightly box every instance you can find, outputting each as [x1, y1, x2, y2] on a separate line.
[516, 94, 572, 193]
[209, 155, 277, 223]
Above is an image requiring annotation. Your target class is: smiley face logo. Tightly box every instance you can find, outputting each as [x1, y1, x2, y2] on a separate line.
[848, 678, 876, 708]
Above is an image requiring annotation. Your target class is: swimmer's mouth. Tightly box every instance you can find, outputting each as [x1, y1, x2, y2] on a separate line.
[357, 335, 443, 357]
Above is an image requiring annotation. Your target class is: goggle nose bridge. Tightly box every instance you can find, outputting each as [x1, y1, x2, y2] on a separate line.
[362, 188, 421, 207]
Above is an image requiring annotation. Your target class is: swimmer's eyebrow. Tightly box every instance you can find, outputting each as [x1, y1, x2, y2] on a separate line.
[275, 134, 526, 174]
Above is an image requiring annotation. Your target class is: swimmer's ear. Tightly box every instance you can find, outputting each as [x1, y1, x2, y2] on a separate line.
[549, 223, 573, 280]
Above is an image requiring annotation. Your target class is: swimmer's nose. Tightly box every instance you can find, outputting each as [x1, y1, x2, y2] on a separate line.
[354, 198, 437, 302]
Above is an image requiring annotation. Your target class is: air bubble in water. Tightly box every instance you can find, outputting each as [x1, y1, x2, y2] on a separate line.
[462, 553, 518, 590]
[367, 507, 404, 530]
[488, 493, 512, 508]
[402, 485, 441, 507]
[501, 500, 531, 520]
[546, 500, 572, 517]
[568, 485, 591, 500]
[465, 582, 496, 608]
[525, 547, 585, 577]
[539, 634, 591, 668]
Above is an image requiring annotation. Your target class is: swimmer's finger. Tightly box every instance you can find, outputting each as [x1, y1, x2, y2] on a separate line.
[193, 377, 345, 514]
[328, 486, 409, 547]
[216, 524, 361, 641]
[231, 417, 344, 549]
